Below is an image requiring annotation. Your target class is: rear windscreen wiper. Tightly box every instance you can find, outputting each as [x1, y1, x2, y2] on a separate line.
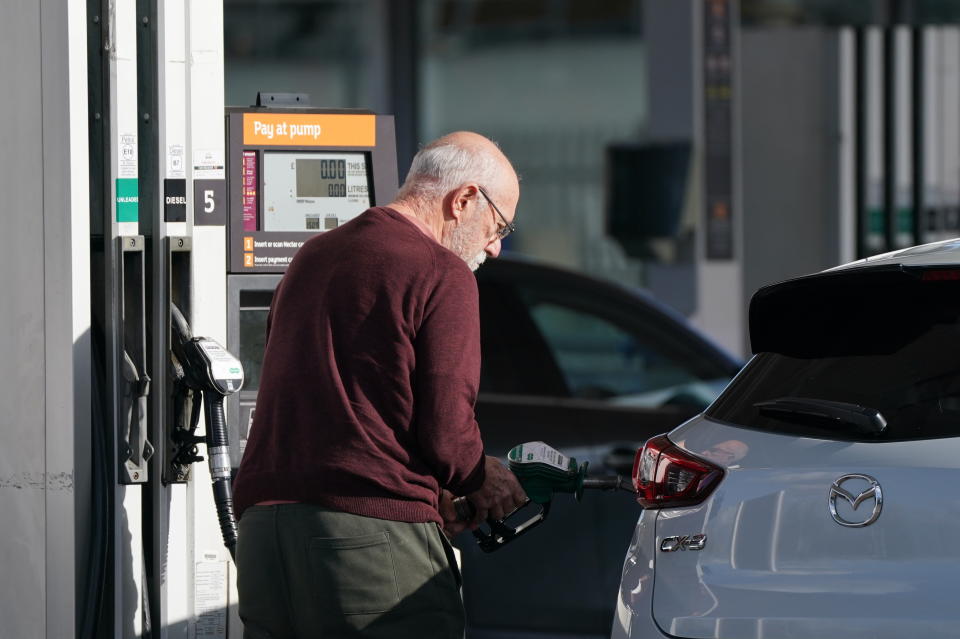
[754, 397, 887, 436]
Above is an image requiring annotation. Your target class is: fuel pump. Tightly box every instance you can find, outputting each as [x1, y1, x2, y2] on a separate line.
[169, 302, 244, 558]
[454, 442, 635, 552]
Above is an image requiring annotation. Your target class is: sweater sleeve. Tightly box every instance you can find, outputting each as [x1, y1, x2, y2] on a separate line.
[413, 260, 487, 495]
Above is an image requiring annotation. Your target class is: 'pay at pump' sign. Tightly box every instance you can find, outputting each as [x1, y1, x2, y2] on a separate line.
[243, 113, 376, 148]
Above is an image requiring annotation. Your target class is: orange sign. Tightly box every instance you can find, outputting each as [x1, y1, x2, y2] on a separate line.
[243, 113, 376, 147]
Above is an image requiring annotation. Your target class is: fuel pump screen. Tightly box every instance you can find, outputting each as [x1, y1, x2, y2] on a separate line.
[296, 159, 347, 198]
[262, 151, 371, 231]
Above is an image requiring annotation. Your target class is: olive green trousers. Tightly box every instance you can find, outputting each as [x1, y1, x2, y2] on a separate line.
[236, 504, 464, 639]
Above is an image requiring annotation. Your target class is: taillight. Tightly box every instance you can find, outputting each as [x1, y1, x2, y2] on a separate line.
[632, 434, 724, 509]
[921, 269, 960, 281]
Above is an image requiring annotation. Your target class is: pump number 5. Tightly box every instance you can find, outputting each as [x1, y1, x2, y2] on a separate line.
[193, 179, 225, 226]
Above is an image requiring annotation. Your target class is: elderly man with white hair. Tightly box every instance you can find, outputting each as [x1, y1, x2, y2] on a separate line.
[232, 131, 526, 638]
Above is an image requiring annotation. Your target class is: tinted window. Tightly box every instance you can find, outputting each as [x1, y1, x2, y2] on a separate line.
[711, 274, 960, 441]
[478, 279, 570, 397]
[478, 262, 738, 404]
[527, 300, 712, 399]
[477, 270, 734, 404]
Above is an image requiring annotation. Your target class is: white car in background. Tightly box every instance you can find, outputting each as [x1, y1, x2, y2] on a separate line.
[613, 239, 960, 639]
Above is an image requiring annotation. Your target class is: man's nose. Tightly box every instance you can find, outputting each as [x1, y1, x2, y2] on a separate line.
[485, 237, 502, 258]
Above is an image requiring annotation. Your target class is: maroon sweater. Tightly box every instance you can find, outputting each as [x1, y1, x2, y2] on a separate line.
[232, 207, 486, 524]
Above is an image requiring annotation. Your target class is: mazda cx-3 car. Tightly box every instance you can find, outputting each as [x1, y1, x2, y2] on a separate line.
[613, 239, 960, 639]
[462, 255, 742, 638]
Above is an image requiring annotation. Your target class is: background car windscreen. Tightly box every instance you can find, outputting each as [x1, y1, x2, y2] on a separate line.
[711, 271, 960, 441]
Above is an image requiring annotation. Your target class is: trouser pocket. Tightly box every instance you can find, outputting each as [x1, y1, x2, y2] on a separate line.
[309, 531, 400, 615]
[435, 524, 463, 589]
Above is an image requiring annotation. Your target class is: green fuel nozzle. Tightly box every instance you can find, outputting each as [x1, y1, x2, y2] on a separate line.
[508, 441, 586, 502]
[454, 441, 635, 553]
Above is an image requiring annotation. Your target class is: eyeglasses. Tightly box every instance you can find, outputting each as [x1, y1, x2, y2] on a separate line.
[478, 186, 516, 241]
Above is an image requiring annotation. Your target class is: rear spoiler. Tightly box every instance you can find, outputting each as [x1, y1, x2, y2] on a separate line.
[749, 265, 960, 358]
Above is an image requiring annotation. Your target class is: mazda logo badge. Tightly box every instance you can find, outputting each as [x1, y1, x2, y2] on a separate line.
[829, 474, 882, 528]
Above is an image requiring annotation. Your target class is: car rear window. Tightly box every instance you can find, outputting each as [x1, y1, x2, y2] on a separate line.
[708, 269, 960, 441]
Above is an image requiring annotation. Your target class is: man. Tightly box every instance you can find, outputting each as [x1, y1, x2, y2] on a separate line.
[233, 131, 527, 638]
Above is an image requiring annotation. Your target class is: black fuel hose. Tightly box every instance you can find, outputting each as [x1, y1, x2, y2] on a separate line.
[81, 325, 111, 638]
[170, 302, 192, 343]
[203, 387, 238, 559]
[171, 301, 240, 558]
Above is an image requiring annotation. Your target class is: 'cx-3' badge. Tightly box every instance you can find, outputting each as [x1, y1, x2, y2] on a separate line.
[660, 534, 707, 552]
[829, 474, 882, 528]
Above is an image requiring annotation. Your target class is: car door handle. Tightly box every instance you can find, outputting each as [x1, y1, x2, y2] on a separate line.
[603, 447, 639, 475]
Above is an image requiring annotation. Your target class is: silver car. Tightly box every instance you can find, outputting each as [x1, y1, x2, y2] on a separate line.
[466, 255, 742, 638]
[613, 239, 960, 639]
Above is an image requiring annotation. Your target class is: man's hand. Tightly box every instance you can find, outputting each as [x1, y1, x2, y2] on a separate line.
[439, 489, 471, 538]
[467, 455, 528, 525]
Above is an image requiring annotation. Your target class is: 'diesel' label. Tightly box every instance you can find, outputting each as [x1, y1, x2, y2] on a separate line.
[165, 179, 187, 222]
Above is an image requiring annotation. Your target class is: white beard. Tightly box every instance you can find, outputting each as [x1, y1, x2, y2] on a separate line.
[447, 213, 489, 271]
[466, 251, 487, 271]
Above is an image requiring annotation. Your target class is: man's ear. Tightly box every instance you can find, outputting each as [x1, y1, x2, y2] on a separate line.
[448, 185, 479, 223]
[441, 190, 461, 222]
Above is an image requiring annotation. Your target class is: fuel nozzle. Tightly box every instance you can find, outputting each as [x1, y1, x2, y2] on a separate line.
[507, 441, 588, 501]
[455, 441, 634, 553]
[169, 302, 244, 559]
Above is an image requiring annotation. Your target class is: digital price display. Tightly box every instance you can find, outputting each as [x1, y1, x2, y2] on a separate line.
[262, 151, 371, 232]
[296, 159, 348, 198]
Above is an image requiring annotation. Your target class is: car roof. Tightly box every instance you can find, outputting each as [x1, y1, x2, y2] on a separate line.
[828, 237, 960, 271]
